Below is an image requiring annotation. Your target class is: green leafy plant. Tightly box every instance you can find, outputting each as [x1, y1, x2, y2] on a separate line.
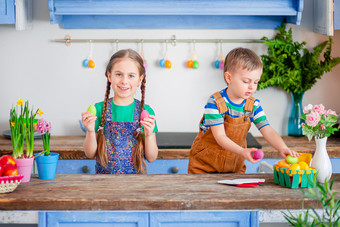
[283, 177, 340, 226]
[259, 20, 340, 93]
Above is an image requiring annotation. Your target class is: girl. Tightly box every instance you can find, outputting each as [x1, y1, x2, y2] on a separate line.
[81, 49, 158, 174]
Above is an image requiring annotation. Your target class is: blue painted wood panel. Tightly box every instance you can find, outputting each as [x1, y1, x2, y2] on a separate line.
[48, 0, 304, 29]
[0, 0, 15, 24]
[56, 159, 96, 174]
[335, 0, 340, 29]
[39, 211, 149, 227]
[150, 211, 259, 227]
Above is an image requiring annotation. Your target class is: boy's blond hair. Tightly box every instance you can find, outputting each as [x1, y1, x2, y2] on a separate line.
[224, 47, 262, 73]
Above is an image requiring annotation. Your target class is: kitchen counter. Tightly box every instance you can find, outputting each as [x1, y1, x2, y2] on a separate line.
[1, 174, 339, 211]
[0, 135, 340, 159]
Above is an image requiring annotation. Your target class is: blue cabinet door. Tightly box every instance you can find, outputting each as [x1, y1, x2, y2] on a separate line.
[56, 159, 96, 174]
[150, 211, 259, 227]
[147, 159, 189, 174]
[39, 211, 149, 227]
[0, 0, 15, 24]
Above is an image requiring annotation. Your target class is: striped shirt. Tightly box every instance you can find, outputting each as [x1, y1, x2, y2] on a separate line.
[200, 88, 269, 133]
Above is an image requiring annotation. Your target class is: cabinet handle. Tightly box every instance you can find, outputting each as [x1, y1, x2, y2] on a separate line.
[82, 165, 90, 173]
[171, 166, 179, 174]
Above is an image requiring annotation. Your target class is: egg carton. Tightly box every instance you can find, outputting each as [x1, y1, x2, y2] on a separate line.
[273, 165, 316, 189]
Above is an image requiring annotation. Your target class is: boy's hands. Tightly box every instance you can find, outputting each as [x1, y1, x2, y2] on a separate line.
[279, 147, 300, 159]
[81, 112, 97, 133]
[242, 147, 262, 163]
[141, 115, 156, 137]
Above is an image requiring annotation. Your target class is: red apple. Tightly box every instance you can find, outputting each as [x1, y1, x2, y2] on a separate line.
[0, 155, 16, 167]
[3, 164, 18, 176]
[0, 163, 4, 176]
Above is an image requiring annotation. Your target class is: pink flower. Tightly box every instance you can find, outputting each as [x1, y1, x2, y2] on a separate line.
[313, 104, 325, 115]
[37, 118, 52, 135]
[301, 123, 305, 127]
[306, 111, 321, 127]
[321, 124, 326, 130]
[303, 104, 313, 114]
[326, 109, 337, 116]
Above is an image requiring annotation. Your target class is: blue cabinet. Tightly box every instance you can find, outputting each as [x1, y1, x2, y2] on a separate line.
[39, 211, 259, 227]
[0, 0, 15, 24]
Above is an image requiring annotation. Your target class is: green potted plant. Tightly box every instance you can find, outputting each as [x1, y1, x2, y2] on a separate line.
[259, 20, 340, 136]
[9, 99, 41, 182]
[35, 118, 59, 180]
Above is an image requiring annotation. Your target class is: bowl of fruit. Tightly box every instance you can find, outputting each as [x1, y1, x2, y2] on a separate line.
[273, 153, 316, 189]
[0, 155, 23, 193]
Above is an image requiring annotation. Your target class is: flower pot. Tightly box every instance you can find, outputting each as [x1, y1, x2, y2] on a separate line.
[35, 152, 59, 180]
[288, 91, 304, 137]
[14, 157, 34, 183]
[311, 137, 332, 183]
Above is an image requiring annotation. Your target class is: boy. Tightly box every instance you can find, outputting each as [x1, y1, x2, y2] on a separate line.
[188, 47, 299, 174]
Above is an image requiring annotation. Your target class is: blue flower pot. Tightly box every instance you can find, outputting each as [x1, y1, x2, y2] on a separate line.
[35, 152, 59, 180]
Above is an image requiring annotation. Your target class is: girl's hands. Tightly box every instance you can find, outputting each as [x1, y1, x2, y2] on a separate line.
[141, 115, 156, 137]
[242, 147, 262, 163]
[81, 112, 97, 133]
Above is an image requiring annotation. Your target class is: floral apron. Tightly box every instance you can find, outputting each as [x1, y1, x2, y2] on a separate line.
[95, 98, 141, 174]
[188, 92, 255, 174]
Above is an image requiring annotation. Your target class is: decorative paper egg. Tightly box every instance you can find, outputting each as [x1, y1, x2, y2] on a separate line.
[187, 60, 193, 68]
[88, 60, 95, 69]
[219, 60, 225, 70]
[165, 60, 172, 69]
[253, 150, 264, 160]
[87, 105, 97, 116]
[193, 60, 199, 69]
[143, 59, 148, 69]
[214, 60, 220, 69]
[140, 110, 150, 121]
[159, 59, 166, 67]
[83, 59, 89, 67]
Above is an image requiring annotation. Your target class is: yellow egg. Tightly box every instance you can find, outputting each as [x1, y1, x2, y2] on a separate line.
[289, 164, 301, 171]
[298, 161, 309, 170]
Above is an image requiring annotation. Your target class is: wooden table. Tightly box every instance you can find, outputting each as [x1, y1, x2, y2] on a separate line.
[1, 135, 340, 159]
[1, 174, 339, 211]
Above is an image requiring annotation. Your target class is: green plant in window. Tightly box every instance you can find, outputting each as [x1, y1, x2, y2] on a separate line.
[259, 20, 340, 93]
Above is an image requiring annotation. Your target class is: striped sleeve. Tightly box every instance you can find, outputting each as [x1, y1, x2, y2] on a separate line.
[203, 96, 224, 127]
[252, 100, 270, 130]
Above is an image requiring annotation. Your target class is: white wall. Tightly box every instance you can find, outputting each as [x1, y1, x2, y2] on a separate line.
[0, 1, 339, 136]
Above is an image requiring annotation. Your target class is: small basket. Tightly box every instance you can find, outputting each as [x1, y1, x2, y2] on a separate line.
[0, 175, 24, 193]
[273, 165, 316, 189]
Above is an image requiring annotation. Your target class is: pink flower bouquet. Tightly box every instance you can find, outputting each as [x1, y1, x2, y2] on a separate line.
[301, 104, 339, 140]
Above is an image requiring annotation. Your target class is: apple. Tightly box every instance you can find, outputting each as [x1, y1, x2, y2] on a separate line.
[286, 155, 298, 164]
[140, 110, 150, 121]
[0, 155, 16, 167]
[3, 164, 18, 176]
[253, 150, 264, 160]
[87, 105, 97, 116]
[0, 163, 4, 176]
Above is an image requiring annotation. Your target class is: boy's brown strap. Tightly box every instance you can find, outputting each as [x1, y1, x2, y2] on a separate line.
[212, 92, 228, 117]
[244, 96, 256, 112]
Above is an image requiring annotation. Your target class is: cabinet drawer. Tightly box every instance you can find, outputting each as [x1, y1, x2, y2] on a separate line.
[0, 0, 15, 24]
[147, 159, 189, 174]
[56, 159, 96, 174]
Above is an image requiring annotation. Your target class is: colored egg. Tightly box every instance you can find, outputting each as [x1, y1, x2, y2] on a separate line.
[165, 60, 171, 69]
[159, 59, 165, 67]
[140, 110, 150, 121]
[83, 59, 89, 67]
[193, 60, 199, 69]
[87, 105, 97, 116]
[187, 60, 193, 68]
[214, 60, 220, 69]
[253, 149, 264, 160]
[286, 155, 298, 164]
[298, 161, 309, 170]
[88, 60, 95, 69]
[143, 59, 148, 69]
[277, 160, 291, 169]
[219, 60, 225, 70]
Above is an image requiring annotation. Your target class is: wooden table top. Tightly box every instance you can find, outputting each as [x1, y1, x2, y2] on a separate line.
[1, 174, 339, 211]
[0, 135, 340, 159]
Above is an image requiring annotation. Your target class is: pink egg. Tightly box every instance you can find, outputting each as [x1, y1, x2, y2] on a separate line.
[140, 110, 150, 121]
[219, 60, 225, 70]
[253, 150, 264, 160]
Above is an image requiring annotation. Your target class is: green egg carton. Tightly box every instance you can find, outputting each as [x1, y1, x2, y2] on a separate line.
[273, 165, 316, 189]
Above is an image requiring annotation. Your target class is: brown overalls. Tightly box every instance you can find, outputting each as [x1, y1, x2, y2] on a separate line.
[188, 91, 256, 174]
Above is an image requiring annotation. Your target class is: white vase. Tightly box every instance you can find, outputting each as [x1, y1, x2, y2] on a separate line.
[311, 137, 332, 183]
